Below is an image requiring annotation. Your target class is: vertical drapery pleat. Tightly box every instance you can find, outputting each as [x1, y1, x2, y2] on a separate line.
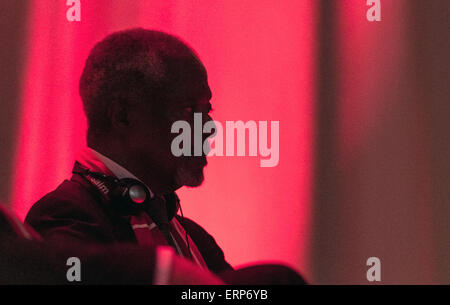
[7, 0, 448, 283]
[311, 0, 449, 284]
[10, 0, 316, 279]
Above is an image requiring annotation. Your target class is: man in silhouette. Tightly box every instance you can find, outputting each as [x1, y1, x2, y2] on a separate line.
[25, 28, 305, 284]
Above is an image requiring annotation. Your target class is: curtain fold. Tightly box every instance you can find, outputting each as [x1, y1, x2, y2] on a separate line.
[2, 0, 448, 284]
[9, 0, 316, 279]
[311, 0, 450, 284]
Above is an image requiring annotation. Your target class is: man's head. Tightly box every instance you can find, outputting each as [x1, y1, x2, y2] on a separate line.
[79, 28, 214, 194]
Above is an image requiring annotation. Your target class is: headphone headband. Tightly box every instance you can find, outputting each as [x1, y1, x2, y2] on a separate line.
[72, 161, 190, 259]
[72, 162, 179, 220]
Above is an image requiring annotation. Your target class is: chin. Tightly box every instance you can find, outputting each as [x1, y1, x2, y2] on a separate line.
[174, 161, 205, 187]
[183, 176, 204, 187]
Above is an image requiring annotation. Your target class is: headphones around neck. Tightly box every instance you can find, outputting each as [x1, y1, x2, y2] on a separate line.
[72, 161, 192, 259]
[72, 162, 179, 219]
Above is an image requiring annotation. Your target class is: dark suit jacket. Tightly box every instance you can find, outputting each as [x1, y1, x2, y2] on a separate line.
[25, 166, 233, 275]
[0, 202, 158, 284]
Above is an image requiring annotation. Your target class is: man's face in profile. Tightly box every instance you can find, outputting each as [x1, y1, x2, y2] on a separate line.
[126, 59, 214, 190]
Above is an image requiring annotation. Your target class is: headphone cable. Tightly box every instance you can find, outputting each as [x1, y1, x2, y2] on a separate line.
[177, 201, 192, 260]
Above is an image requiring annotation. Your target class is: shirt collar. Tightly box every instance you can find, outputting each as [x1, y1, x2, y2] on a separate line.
[77, 147, 154, 198]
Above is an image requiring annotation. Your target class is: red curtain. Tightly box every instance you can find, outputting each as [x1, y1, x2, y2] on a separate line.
[8, 0, 449, 284]
[11, 0, 316, 278]
[310, 0, 449, 284]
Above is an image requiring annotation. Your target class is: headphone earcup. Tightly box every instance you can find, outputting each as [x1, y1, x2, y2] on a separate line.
[95, 175, 178, 221]
[110, 178, 150, 215]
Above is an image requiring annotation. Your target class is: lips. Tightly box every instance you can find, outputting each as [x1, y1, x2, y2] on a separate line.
[195, 155, 207, 167]
[197, 155, 207, 166]
[184, 154, 207, 166]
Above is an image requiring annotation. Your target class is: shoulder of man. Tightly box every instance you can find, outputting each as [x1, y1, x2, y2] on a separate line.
[24, 177, 133, 245]
[176, 215, 233, 274]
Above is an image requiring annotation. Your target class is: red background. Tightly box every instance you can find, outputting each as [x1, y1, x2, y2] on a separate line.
[1, 0, 449, 284]
[10, 0, 316, 277]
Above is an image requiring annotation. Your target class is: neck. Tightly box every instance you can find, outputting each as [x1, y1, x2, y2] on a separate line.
[88, 140, 178, 196]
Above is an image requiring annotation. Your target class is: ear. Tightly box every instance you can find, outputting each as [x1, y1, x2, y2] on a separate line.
[107, 100, 131, 131]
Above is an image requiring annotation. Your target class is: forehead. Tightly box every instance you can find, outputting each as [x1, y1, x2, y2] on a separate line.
[167, 68, 211, 105]
[146, 52, 211, 111]
[168, 84, 211, 111]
